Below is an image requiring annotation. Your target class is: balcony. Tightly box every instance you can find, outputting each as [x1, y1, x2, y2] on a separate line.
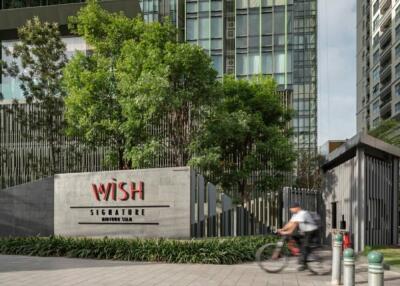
[379, 100, 392, 117]
[380, 101, 392, 119]
[380, 45, 392, 65]
[380, 9, 392, 30]
[380, 82, 392, 100]
[380, 27, 392, 48]
[380, 64, 392, 81]
[380, 0, 392, 14]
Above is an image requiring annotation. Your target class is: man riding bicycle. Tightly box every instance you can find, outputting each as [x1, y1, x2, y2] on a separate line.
[277, 202, 319, 271]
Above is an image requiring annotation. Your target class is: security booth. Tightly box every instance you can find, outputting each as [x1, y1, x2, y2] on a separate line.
[322, 133, 400, 252]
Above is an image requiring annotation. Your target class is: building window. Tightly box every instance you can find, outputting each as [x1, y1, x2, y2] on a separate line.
[373, 67, 380, 83]
[373, 118, 379, 128]
[186, 19, 198, 40]
[186, 2, 197, 13]
[373, 100, 380, 113]
[211, 17, 223, 39]
[236, 54, 248, 75]
[396, 44, 400, 58]
[262, 0, 274, 7]
[396, 5, 400, 22]
[373, 83, 380, 97]
[262, 52, 273, 74]
[236, 0, 248, 9]
[373, 34, 379, 48]
[1, 37, 88, 100]
[199, 1, 209, 12]
[236, 15, 247, 37]
[396, 102, 400, 113]
[249, 53, 260, 74]
[396, 25, 400, 40]
[262, 13, 273, 34]
[373, 16, 380, 31]
[199, 18, 210, 39]
[373, 50, 379, 66]
[396, 83, 400, 96]
[211, 0, 222, 11]
[274, 52, 286, 74]
[396, 64, 400, 79]
[274, 11, 285, 34]
[373, 1, 379, 15]
[211, 55, 223, 75]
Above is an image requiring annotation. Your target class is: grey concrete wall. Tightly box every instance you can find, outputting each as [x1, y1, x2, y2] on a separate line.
[54, 167, 192, 238]
[0, 177, 54, 237]
[323, 156, 355, 246]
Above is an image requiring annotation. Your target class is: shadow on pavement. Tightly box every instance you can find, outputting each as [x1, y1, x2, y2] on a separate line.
[0, 255, 153, 273]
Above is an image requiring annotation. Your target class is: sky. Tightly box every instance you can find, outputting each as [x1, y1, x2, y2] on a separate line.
[317, 0, 357, 146]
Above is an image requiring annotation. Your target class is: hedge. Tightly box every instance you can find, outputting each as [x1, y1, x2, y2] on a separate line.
[0, 235, 278, 264]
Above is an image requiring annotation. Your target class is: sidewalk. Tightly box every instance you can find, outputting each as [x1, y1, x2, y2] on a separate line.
[0, 255, 399, 286]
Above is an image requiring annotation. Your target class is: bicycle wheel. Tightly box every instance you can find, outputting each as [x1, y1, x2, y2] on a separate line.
[256, 242, 289, 273]
[307, 250, 332, 275]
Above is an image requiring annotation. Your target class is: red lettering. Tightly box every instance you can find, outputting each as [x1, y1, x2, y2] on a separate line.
[118, 182, 129, 201]
[111, 180, 117, 201]
[91, 183, 113, 201]
[92, 180, 144, 201]
[91, 184, 101, 201]
[130, 181, 144, 200]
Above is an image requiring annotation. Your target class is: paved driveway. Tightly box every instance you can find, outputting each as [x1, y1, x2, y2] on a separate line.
[0, 255, 399, 286]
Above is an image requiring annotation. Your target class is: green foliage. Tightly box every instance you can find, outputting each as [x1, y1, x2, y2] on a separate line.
[363, 245, 400, 267]
[368, 119, 400, 147]
[117, 35, 219, 168]
[63, 0, 218, 169]
[0, 236, 277, 264]
[190, 76, 295, 203]
[1, 17, 67, 174]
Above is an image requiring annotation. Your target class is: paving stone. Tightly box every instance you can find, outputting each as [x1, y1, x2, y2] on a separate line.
[1, 255, 400, 286]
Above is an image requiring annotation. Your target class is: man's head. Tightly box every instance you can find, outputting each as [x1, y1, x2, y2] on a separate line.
[289, 202, 301, 214]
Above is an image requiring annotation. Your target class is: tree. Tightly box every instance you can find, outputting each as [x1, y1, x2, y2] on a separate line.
[190, 76, 296, 204]
[63, 0, 143, 169]
[64, 0, 219, 169]
[295, 150, 323, 189]
[1, 17, 67, 174]
[117, 33, 219, 168]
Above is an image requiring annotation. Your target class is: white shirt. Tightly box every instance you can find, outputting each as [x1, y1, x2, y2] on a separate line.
[290, 210, 318, 232]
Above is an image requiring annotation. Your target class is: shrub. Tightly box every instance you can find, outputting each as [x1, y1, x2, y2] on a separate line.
[0, 235, 278, 264]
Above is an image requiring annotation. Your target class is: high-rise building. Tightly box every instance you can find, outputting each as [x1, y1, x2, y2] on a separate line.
[357, 0, 400, 132]
[140, 0, 318, 154]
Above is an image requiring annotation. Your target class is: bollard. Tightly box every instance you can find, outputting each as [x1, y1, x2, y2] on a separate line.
[332, 233, 343, 285]
[343, 248, 355, 286]
[368, 251, 384, 286]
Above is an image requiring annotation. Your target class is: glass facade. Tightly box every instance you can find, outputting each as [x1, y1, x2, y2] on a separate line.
[1, 37, 88, 100]
[182, 0, 317, 154]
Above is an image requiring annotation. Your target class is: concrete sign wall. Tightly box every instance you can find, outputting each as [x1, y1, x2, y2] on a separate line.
[54, 167, 192, 238]
[0, 177, 54, 237]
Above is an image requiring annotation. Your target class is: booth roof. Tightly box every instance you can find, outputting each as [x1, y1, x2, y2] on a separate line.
[322, 132, 400, 171]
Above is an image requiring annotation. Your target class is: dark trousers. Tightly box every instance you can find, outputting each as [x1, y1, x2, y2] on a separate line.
[292, 230, 319, 265]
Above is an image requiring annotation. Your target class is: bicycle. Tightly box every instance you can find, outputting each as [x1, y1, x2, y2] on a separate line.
[256, 234, 332, 275]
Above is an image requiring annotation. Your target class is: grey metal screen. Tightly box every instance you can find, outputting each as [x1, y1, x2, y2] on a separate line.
[365, 155, 395, 247]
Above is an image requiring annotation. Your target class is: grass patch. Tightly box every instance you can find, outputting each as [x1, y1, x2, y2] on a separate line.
[0, 235, 278, 264]
[363, 246, 400, 267]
